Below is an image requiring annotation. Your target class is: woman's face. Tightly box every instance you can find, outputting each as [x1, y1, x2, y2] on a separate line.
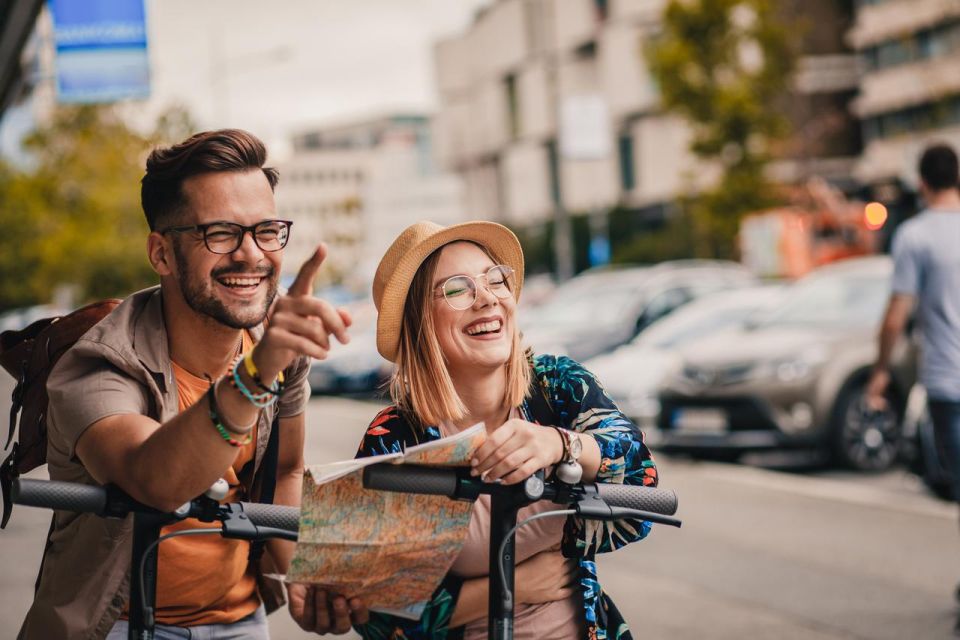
[430, 241, 517, 375]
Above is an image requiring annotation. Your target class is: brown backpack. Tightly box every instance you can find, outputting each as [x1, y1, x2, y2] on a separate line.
[0, 299, 121, 527]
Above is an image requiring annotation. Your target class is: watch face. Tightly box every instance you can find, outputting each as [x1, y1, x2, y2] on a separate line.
[568, 432, 582, 459]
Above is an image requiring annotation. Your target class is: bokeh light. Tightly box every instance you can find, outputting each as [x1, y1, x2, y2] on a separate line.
[864, 202, 888, 230]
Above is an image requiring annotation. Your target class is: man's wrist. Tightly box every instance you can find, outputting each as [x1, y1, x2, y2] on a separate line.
[249, 346, 283, 386]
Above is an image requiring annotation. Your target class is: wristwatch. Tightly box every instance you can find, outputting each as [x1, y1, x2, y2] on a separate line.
[554, 428, 583, 484]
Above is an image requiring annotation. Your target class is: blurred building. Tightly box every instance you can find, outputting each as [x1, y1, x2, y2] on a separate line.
[850, 0, 960, 192]
[432, 0, 861, 231]
[275, 113, 464, 288]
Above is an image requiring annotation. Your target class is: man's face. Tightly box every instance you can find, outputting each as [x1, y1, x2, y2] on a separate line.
[169, 170, 282, 329]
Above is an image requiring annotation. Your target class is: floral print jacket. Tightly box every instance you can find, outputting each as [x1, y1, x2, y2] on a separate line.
[354, 354, 658, 640]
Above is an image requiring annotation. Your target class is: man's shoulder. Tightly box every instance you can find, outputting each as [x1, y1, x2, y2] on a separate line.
[49, 287, 161, 387]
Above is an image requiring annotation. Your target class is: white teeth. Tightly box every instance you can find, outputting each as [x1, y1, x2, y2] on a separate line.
[221, 277, 261, 287]
[466, 320, 502, 335]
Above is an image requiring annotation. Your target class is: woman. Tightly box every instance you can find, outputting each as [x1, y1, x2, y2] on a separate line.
[355, 221, 658, 639]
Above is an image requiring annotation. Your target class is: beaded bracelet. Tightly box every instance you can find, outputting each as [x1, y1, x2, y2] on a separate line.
[206, 383, 253, 447]
[230, 355, 278, 409]
[242, 350, 285, 396]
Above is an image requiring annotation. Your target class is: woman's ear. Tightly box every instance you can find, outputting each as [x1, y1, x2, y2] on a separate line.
[147, 232, 173, 276]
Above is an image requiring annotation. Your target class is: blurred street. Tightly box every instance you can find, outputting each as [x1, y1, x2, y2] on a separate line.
[0, 373, 957, 639]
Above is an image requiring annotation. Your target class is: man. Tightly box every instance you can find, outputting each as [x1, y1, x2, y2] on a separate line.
[867, 143, 960, 529]
[19, 129, 367, 638]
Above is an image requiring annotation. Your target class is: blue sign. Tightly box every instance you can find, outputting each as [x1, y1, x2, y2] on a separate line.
[589, 235, 611, 267]
[49, 0, 150, 103]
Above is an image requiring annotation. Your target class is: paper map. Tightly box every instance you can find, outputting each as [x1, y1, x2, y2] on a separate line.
[286, 422, 486, 619]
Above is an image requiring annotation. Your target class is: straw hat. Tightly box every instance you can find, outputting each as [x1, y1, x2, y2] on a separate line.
[372, 220, 525, 362]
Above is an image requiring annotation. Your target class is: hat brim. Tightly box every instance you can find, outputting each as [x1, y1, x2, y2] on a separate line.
[376, 221, 524, 362]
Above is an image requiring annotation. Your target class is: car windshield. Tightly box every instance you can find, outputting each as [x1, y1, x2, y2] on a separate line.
[759, 273, 889, 327]
[636, 298, 766, 349]
[524, 283, 642, 328]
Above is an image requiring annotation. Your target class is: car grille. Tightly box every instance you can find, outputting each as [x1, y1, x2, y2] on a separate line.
[658, 395, 779, 431]
[680, 363, 755, 387]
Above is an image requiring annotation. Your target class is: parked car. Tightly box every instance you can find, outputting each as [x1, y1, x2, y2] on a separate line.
[656, 256, 916, 471]
[585, 286, 784, 431]
[0, 304, 71, 333]
[308, 326, 393, 395]
[307, 300, 392, 396]
[521, 260, 756, 362]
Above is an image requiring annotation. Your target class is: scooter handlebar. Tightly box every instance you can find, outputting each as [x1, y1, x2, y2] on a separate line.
[362, 463, 459, 498]
[238, 502, 300, 532]
[595, 483, 678, 515]
[12, 478, 106, 514]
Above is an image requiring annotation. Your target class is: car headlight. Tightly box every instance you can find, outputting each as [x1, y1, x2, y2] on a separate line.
[765, 346, 829, 383]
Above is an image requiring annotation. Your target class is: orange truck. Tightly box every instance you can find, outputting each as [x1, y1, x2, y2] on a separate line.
[739, 180, 887, 279]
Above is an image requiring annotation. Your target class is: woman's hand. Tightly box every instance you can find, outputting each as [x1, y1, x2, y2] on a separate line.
[470, 418, 564, 484]
[515, 548, 579, 605]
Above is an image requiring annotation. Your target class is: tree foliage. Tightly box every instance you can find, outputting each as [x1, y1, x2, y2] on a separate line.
[647, 0, 796, 257]
[0, 104, 196, 313]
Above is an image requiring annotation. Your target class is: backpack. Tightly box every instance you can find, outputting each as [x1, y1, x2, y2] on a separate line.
[0, 299, 121, 528]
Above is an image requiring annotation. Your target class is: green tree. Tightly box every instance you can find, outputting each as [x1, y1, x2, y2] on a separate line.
[0, 104, 194, 313]
[647, 0, 796, 257]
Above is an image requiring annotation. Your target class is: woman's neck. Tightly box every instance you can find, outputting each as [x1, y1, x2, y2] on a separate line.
[449, 366, 509, 432]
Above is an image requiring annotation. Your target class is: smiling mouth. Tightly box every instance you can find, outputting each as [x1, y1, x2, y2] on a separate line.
[465, 319, 503, 336]
[217, 275, 265, 291]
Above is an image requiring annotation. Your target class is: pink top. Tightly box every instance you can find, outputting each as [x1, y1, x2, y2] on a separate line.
[440, 414, 585, 640]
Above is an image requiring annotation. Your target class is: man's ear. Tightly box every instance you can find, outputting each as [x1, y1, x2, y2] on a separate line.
[147, 232, 174, 276]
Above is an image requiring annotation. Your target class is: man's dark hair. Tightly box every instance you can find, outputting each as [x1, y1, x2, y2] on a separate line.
[919, 143, 959, 192]
[141, 129, 279, 230]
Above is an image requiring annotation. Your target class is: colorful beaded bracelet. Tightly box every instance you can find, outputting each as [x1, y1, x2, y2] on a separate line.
[242, 350, 285, 396]
[230, 355, 277, 409]
[206, 383, 253, 447]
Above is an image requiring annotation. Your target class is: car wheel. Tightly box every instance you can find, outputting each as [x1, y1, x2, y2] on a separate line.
[830, 381, 901, 472]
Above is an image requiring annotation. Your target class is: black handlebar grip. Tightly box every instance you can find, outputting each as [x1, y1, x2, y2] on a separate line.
[12, 479, 107, 514]
[239, 502, 300, 533]
[363, 463, 458, 497]
[595, 484, 678, 515]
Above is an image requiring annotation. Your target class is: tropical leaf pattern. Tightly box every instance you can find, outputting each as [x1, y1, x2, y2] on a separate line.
[353, 354, 658, 640]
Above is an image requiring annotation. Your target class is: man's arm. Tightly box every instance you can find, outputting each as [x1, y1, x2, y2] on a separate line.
[866, 293, 915, 409]
[75, 394, 260, 512]
[74, 245, 350, 512]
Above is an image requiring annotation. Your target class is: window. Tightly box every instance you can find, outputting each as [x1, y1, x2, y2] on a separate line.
[618, 133, 636, 192]
[504, 74, 520, 140]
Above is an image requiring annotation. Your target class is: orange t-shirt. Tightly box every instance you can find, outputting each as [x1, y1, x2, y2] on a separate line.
[128, 332, 261, 626]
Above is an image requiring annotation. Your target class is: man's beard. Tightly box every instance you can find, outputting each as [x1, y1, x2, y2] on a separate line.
[173, 244, 278, 329]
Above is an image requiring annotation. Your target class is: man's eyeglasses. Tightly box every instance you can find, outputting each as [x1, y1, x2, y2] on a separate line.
[158, 220, 293, 254]
[434, 265, 515, 310]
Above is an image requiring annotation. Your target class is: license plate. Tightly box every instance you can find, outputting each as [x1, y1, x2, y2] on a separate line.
[672, 408, 727, 433]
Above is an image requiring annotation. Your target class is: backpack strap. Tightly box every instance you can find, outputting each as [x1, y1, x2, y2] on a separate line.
[248, 412, 280, 562]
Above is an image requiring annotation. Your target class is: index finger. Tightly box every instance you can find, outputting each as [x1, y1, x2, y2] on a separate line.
[288, 243, 327, 297]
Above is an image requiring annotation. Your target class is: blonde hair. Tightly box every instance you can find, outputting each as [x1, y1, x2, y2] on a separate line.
[389, 242, 531, 426]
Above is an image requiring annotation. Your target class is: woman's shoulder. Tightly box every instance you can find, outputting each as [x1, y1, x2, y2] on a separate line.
[532, 353, 594, 381]
[358, 404, 443, 455]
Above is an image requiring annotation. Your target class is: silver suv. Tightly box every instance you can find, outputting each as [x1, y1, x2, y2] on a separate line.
[656, 256, 916, 471]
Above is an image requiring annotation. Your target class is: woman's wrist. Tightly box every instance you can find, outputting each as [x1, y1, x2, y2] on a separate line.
[550, 426, 567, 465]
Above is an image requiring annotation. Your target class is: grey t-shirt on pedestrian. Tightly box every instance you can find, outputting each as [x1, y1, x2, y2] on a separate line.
[891, 209, 960, 401]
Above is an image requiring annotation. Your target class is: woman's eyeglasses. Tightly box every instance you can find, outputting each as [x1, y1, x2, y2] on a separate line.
[434, 265, 515, 310]
[159, 219, 293, 254]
